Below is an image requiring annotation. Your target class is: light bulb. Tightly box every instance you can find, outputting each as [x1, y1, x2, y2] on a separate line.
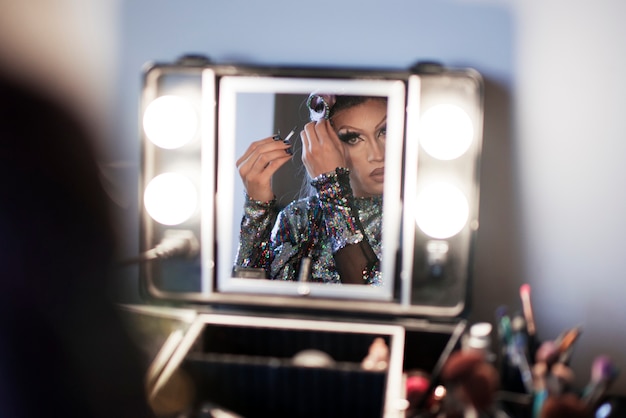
[143, 95, 198, 149]
[420, 104, 473, 160]
[415, 183, 469, 239]
[144, 173, 198, 225]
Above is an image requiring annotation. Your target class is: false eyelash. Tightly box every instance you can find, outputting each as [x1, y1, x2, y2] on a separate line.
[337, 131, 361, 144]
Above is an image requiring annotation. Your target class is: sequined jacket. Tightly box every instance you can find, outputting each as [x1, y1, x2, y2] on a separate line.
[235, 168, 382, 285]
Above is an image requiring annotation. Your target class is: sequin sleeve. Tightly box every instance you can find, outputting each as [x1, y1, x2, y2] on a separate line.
[311, 168, 379, 284]
[269, 199, 317, 282]
[234, 195, 279, 272]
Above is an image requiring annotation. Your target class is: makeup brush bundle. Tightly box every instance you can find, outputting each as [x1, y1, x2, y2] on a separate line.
[492, 284, 620, 418]
[405, 283, 621, 418]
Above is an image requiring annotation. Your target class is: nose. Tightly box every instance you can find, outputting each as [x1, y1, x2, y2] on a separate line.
[367, 137, 385, 162]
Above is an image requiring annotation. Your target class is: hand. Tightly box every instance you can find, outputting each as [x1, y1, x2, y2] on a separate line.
[300, 119, 347, 179]
[236, 135, 292, 202]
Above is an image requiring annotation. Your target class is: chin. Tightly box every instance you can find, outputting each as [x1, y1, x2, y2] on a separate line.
[350, 179, 384, 198]
[370, 184, 385, 196]
[360, 187, 384, 198]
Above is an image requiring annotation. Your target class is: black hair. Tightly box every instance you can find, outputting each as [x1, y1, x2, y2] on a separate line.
[328, 95, 385, 121]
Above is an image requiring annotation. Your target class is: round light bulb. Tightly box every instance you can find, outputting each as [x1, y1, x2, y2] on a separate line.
[144, 173, 198, 225]
[415, 183, 469, 239]
[143, 95, 198, 149]
[420, 104, 474, 160]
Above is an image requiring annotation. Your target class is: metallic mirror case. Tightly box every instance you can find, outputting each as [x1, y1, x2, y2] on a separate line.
[130, 57, 484, 418]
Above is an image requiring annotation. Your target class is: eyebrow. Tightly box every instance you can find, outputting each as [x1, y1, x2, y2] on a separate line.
[336, 115, 388, 132]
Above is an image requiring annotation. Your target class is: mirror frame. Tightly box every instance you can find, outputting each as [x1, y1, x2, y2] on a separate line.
[138, 59, 483, 319]
[215, 74, 406, 302]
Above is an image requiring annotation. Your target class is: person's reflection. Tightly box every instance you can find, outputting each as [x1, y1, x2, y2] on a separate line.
[235, 95, 386, 285]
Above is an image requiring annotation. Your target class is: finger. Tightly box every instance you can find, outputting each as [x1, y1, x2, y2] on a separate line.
[239, 147, 291, 181]
[236, 137, 269, 167]
[258, 153, 292, 177]
[239, 151, 292, 202]
[303, 121, 318, 149]
[314, 119, 330, 145]
[236, 136, 283, 167]
[300, 127, 311, 158]
[237, 138, 290, 170]
[251, 147, 293, 172]
[316, 119, 341, 147]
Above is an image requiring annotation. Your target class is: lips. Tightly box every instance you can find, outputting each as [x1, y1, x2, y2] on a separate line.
[370, 167, 385, 182]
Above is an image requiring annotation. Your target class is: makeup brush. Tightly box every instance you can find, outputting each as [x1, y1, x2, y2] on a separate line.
[554, 326, 582, 366]
[535, 340, 558, 365]
[519, 284, 536, 337]
[520, 284, 541, 361]
[532, 342, 559, 418]
[509, 314, 534, 394]
[495, 305, 512, 347]
[582, 355, 619, 408]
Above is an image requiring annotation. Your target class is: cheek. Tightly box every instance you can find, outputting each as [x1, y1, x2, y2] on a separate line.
[343, 146, 364, 171]
[342, 144, 354, 168]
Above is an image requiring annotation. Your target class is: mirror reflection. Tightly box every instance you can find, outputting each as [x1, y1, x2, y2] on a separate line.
[216, 77, 405, 300]
[236, 94, 387, 284]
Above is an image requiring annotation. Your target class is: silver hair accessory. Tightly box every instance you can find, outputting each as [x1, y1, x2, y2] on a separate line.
[306, 93, 336, 122]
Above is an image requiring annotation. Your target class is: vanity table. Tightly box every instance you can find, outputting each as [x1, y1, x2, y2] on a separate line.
[127, 57, 485, 418]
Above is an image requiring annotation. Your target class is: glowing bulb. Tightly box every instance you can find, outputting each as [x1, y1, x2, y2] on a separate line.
[144, 173, 198, 225]
[143, 95, 198, 149]
[433, 385, 447, 400]
[596, 402, 613, 418]
[415, 183, 469, 239]
[420, 104, 474, 160]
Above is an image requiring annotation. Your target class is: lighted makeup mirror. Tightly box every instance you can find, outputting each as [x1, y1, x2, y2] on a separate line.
[138, 57, 483, 318]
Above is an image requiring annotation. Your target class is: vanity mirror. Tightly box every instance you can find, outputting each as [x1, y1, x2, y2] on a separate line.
[217, 75, 405, 302]
[138, 57, 483, 318]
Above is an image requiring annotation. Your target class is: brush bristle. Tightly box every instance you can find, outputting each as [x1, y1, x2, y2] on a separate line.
[592, 355, 618, 381]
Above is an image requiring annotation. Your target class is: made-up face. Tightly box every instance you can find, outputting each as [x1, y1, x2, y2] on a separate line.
[331, 99, 387, 198]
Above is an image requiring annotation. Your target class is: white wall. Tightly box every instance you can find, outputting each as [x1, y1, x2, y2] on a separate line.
[2, 0, 625, 395]
[515, 0, 626, 391]
[470, 0, 626, 393]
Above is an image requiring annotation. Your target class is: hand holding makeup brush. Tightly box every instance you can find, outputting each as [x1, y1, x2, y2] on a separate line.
[237, 130, 295, 202]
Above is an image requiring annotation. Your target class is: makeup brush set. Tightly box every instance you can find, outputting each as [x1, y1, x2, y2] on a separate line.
[495, 285, 620, 418]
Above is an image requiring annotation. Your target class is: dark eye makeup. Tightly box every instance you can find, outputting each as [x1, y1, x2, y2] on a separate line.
[337, 131, 362, 144]
[336, 123, 387, 145]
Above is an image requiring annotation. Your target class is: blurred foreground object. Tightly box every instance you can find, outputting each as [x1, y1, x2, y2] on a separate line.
[441, 350, 500, 413]
[0, 72, 153, 417]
